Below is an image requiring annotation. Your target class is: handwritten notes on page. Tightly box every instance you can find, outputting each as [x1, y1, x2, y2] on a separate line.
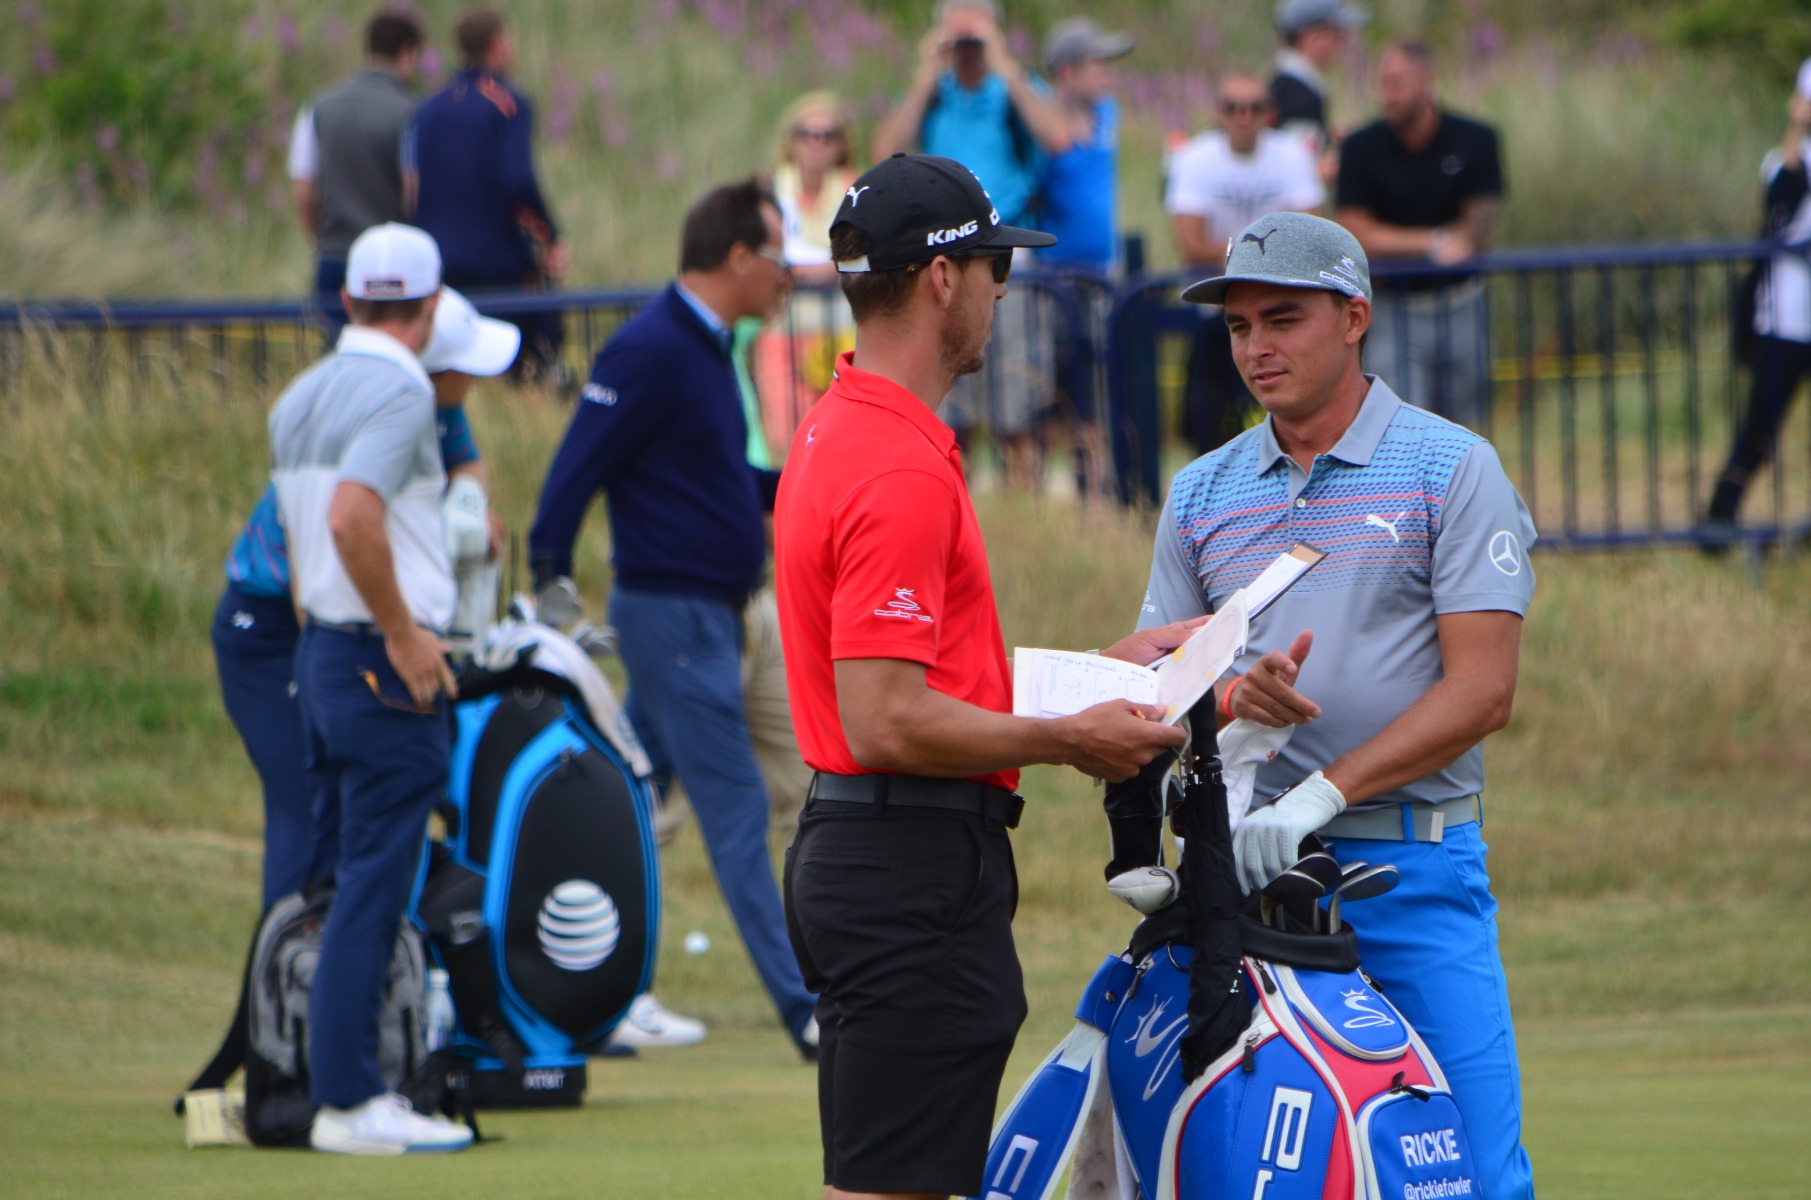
[1012, 649, 1159, 719]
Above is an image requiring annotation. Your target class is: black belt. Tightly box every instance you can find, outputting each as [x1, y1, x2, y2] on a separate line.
[807, 771, 1024, 829]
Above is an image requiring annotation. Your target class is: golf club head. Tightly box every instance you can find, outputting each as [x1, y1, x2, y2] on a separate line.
[1338, 860, 1371, 881]
[1259, 867, 1328, 908]
[1335, 864, 1400, 904]
[1291, 852, 1343, 893]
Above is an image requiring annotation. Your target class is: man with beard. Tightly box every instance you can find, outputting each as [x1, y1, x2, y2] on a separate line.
[775, 153, 1191, 1200]
[1337, 40, 1503, 429]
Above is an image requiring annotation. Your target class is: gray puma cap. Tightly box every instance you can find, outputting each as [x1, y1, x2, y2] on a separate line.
[1181, 212, 1372, 305]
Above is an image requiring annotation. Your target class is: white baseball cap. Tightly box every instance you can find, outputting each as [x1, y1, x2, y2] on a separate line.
[419, 287, 522, 375]
[345, 223, 442, 300]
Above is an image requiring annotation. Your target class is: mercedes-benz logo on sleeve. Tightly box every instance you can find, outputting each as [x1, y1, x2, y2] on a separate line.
[1489, 531, 1522, 576]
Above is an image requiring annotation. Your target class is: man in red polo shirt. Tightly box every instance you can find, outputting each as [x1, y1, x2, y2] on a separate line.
[775, 153, 1193, 1200]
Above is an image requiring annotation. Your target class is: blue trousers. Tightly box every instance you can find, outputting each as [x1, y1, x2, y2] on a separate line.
[314, 258, 348, 347]
[611, 586, 817, 1038]
[295, 624, 449, 1108]
[210, 585, 320, 909]
[1324, 823, 1536, 1200]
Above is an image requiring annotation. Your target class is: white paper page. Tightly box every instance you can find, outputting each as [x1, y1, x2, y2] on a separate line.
[1243, 542, 1326, 618]
[1012, 648, 1160, 719]
[1151, 589, 1249, 724]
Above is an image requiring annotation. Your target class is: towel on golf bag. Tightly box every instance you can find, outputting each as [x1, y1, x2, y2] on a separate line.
[412, 622, 662, 1108]
[242, 883, 444, 1146]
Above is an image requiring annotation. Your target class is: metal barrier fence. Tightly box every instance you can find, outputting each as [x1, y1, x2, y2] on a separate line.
[5, 243, 1807, 550]
[1109, 241, 1811, 550]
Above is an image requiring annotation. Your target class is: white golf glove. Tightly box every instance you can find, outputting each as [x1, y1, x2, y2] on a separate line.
[1233, 770, 1346, 894]
[442, 475, 490, 563]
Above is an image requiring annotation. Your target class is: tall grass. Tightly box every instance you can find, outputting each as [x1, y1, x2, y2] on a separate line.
[0, 1, 1783, 298]
[5, 335, 1807, 993]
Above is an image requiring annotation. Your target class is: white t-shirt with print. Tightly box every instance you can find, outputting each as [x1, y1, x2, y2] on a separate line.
[1165, 129, 1325, 245]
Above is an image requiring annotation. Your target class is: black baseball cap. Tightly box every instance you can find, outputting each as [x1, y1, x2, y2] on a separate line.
[831, 153, 1055, 274]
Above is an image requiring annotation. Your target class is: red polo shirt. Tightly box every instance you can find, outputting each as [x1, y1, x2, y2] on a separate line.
[775, 353, 1017, 792]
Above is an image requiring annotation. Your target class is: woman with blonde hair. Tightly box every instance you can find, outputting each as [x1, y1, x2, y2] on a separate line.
[745, 91, 861, 458]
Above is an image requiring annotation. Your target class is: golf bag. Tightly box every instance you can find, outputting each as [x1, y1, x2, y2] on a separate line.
[967, 709, 1477, 1200]
[241, 883, 445, 1146]
[412, 621, 661, 1108]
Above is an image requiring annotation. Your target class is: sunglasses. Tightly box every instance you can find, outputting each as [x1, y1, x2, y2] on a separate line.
[1221, 99, 1271, 116]
[974, 252, 1013, 284]
[792, 126, 845, 142]
[907, 251, 1013, 283]
[753, 243, 791, 269]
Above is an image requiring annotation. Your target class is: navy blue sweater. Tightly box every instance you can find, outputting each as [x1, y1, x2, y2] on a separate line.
[410, 69, 558, 281]
[529, 285, 781, 602]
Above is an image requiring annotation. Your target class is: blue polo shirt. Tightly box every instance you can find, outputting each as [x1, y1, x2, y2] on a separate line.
[922, 71, 1047, 229]
[1136, 379, 1536, 807]
[1037, 97, 1119, 276]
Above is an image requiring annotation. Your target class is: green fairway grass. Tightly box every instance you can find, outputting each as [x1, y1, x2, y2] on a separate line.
[3, 352, 1810, 1195]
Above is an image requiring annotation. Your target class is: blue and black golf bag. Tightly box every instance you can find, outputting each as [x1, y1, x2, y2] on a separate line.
[412, 622, 661, 1109]
[967, 704, 1479, 1200]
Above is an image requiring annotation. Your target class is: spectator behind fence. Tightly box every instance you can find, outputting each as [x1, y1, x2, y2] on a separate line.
[527, 179, 819, 1060]
[874, 0, 1072, 492]
[1038, 17, 1135, 494]
[1706, 65, 1811, 542]
[1166, 72, 1324, 454]
[408, 8, 569, 386]
[1337, 40, 1503, 430]
[1270, 0, 1368, 170]
[751, 91, 861, 456]
[287, 11, 424, 343]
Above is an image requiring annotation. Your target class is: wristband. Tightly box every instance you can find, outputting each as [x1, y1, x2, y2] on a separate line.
[1220, 674, 1245, 722]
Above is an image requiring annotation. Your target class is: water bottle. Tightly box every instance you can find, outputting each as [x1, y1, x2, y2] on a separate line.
[424, 968, 454, 1053]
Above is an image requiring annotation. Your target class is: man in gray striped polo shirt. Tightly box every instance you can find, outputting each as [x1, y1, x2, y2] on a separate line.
[269, 223, 471, 1155]
[1138, 212, 1537, 1198]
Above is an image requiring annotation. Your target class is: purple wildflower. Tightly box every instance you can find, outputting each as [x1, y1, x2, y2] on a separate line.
[420, 46, 443, 78]
[18, 1, 39, 27]
[1470, 21, 1506, 59]
[0, 75, 15, 104]
[654, 148, 682, 180]
[324, 16, 347, 46]
[1195, 17, 1221, 56]
[245, 155, 266, 186]
[242, 14, 263, 41]
[546, 73, 576, 143]
[591, 68, 615, 96]
[276, 12, 302, 55]
[602, 107, 631, 148]
[33, 43, 56, 74]
[95, 124, 120, 153]
[74, 161, 101, 208]
[1007, 27, 1032, 61]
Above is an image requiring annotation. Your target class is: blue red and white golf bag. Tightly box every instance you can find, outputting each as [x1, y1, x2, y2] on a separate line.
[966, 706, 1479, 1200]
[411, 621, 662, 1108]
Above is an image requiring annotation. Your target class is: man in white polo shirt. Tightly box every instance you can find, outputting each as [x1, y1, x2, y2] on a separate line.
[269, 222, 471, 1155]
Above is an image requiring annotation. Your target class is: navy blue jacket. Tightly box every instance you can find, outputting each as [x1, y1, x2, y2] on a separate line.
[409, 69, 558, 281]
[529, 285, 781, 602]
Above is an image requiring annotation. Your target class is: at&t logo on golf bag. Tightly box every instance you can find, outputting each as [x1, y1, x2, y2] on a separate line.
[537, 880, 621, 971]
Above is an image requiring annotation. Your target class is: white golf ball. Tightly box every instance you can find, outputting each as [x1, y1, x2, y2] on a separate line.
[683, 930, 710, 955]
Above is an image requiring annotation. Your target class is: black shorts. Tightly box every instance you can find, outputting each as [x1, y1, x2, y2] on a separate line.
[784, 803, 1027, 1197]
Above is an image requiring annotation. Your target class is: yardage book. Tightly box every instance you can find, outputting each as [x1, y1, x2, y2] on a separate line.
[1012, 542, 1325, 725]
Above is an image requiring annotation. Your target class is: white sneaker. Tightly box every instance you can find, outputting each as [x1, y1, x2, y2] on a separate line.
[310, 1092, 474, 1156]
[607, 994, 708, 1048]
